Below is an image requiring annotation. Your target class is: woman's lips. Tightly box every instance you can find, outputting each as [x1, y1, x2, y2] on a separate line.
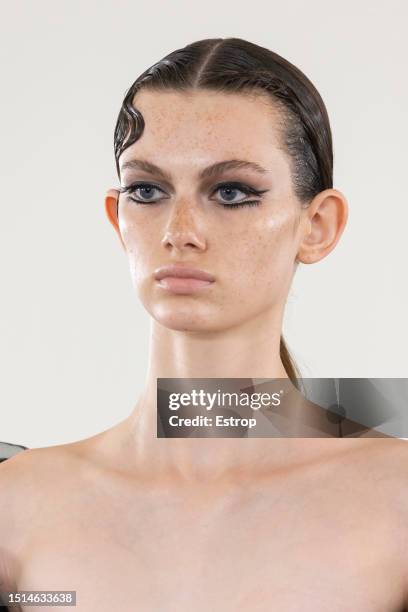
[156, 277, 214, 294]
[154, 264, 215, 293]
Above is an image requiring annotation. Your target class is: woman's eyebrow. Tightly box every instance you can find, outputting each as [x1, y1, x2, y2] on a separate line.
[120, 158, 269, 181]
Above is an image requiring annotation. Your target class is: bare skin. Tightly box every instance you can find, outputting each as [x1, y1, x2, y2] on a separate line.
[1, 89, 407, 610]
[1, 436, 408, 611]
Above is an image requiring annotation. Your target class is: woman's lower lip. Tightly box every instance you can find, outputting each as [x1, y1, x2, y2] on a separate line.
[156, 277, 214, 293]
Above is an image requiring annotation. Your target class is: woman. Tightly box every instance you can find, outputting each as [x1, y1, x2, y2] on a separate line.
[1, 37, 408, 611]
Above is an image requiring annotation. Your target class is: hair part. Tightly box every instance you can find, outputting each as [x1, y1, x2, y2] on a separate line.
[113, 37, 334, 387]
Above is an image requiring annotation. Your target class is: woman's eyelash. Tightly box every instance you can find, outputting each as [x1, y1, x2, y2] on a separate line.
[120, 182, 165, 202]
[119, 181, 268, 209]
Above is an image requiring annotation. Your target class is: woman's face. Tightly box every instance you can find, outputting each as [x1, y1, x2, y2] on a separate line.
[113, 89, 306, 333]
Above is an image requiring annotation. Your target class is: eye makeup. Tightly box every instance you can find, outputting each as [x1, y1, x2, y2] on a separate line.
[119, 180, 269, 209]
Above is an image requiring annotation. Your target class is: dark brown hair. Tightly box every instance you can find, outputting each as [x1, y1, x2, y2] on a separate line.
[113, 37, 334, 386]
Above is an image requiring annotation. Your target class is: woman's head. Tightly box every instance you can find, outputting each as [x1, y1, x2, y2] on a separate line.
[105, 37, 348, 383]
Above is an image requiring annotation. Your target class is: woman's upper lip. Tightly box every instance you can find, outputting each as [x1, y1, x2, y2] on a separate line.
[154, 264, 215, 282]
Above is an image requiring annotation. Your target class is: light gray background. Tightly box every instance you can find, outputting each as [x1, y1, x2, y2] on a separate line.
[1, 1, 407, 448]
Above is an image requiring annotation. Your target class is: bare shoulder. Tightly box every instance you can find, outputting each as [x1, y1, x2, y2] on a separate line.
[353, 438, 408, 532]
[374, 439, 408, 595]
[0, 444, 84, 589]
[0, 425, 126, 513]
[367, 437, 408, 473]
[0, 441, 96, 527]
[0, 441, 84, 480]
[314, 437, 408, 514]
[0, 446, 71, 517]
[328, 438, 408, 608]
[0, 447, 50, 506]
[348, 437, 408, 483]
[379, 438, 408, 498]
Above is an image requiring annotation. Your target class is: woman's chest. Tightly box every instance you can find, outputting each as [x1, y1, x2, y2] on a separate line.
[16, 479, 407, 611]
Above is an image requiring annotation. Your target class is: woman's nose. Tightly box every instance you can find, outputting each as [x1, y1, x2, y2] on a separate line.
[160, 197, 207, 252]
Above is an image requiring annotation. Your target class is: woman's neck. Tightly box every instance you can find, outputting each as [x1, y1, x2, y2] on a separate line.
[110, 311, 337, 486]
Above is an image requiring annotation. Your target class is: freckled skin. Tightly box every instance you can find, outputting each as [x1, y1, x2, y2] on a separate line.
[117, 89, 304, 334]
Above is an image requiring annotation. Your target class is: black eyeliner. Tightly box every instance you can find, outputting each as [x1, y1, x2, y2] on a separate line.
[120, 180, 269, 208]
[210, 181, 269, 197]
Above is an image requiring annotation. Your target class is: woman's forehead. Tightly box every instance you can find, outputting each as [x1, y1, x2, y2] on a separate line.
[121, 89, 284, 167]
[131, 88, 282, 142]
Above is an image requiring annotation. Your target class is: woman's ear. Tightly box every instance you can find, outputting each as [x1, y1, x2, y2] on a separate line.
[296, 188, 349, 264]
[104, 188, 125, 251]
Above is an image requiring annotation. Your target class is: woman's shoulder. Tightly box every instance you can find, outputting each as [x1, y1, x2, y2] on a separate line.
[0, 439, 96, 509]
[0, 441, 33, 497]
[0, 422, 125, 479]
[339, 437, 408, 476]
[342, 438, 408, 514]
[0, 440, 98, 552]
[0, 441, 28, 463]
[0, 440, 75, 470]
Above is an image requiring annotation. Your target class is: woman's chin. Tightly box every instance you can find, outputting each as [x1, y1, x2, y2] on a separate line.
[149, 305, 224, 333]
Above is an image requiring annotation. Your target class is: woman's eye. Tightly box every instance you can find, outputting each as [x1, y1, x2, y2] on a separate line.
[120, 181, 266, 208]
[212, 184, 262, 208]
[121, 183, 165, 203]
